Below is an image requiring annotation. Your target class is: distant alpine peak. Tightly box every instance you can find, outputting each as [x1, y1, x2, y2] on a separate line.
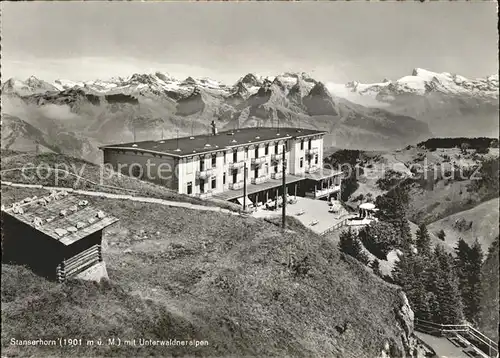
[238, 73, 262, 86]
[2, 76, 58, 96]
[411, 67, 439, 78]
[2, 68, 497, 104]
[347, 68, 499, 99]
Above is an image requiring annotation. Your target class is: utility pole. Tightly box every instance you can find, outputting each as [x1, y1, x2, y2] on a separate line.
[282, 143, 287, 229]
[243, 162, 247, 212]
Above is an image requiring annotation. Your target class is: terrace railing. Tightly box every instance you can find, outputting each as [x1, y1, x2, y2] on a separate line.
[229, 182, 244, 190]
[196, 168, 215, 179]
[251, 176, 268, 185]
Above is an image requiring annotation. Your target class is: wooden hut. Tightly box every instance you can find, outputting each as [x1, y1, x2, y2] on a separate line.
[1, 191, 118, 282]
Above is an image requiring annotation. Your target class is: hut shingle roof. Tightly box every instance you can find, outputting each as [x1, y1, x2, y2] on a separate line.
[1, 191, 118, 246]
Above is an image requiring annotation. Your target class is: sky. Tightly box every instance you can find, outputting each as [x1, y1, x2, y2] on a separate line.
[1, 2, 498, 85]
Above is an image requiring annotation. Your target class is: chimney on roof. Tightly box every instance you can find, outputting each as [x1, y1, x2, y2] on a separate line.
[211, 120, 218, 136]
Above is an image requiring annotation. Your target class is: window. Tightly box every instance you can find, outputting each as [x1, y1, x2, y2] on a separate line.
[300, 140, 304, 150]
[308, 139, 312, 150]
[300, 157, 304, 168]
[265, 144, 269, 155]
[211, 154, 216, 167]
[233, 150, 237, 162]
[245, 147, 249, 159]
[254, 146, 259, 158]
[274, 143, 278, 154]
[187, 181, 193, 195]
[224, 151, 227, 164]
[131, 165, 142, 179]
[223, 172, 226, 185]
[315, 155, 319, 164]
[186, 158, 193, 174]
[211, 177, 216, 189]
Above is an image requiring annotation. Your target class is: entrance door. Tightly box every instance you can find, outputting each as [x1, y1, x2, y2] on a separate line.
[200, 179, 205, 193]
[254, 168, 259, 179]
[232, 170, 238, 183]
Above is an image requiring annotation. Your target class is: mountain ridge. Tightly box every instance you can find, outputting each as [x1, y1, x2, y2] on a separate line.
[1, 67, 496, 162]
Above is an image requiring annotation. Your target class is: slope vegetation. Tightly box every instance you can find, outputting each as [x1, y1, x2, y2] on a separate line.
[2, 185, 419, 358]
[0, 150, 240, 212]
[478, 237, 499, 343]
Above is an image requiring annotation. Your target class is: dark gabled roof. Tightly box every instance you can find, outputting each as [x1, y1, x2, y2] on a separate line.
[1, 191, 118, 246]
[99, 127, 327, 158]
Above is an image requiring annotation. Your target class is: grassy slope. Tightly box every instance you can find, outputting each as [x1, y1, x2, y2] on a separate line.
[338, 146, 498, 225]
[0, 150, 240, 213]
[426, 198, 499, 253]
[2, 186, 410, 358]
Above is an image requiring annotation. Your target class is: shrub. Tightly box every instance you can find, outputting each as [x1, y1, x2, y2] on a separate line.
[475, 147, 490, 155]
[376, 169, 405, 191]
[338, 229, 370, 265]
[436, 229, 446, 241]
[359, 222, 400, 260]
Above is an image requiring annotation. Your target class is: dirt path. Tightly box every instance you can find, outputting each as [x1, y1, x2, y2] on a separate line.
[415, 332, 469, 358]
[1, 181, 242, 216]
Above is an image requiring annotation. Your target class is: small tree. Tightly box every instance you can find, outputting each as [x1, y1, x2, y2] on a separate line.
[460, 142, 470, 154]
[434, 245, 464, 324]
[416, 223, 432, 257]
[466, 239, 484, 324]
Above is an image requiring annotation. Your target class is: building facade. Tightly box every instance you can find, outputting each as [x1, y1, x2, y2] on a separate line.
[100, 126, 342, 205]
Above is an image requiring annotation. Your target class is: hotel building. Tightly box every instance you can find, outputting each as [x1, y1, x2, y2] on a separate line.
[99, 124, 342, 206]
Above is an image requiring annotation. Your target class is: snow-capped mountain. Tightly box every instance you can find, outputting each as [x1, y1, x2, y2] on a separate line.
[345, 68, 499, 137]
[1, 76, 59, 96]
[2, 67, 495, 162]
[347, 68, 498, 101]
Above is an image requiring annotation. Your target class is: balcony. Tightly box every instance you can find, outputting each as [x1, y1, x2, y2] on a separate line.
[305, 185, 341, 199]
[306, 147, 319, 156]
[271, 172, 283, 180]
[229, 161, 245, 170]
[198, 191, 213, 199]
[305, 165, 320, 174]
[229, 182, 244, 190]
[251, 156, 267, 167]
[271, 153, 283, 162]
[251, 176, 268, 185]
[196, 168, 215, 179]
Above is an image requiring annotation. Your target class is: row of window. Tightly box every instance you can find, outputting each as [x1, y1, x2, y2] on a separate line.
[300, 138, 314, 151]
[192, 142, 288, 170]
[193, 148, 318, 172]
[185, 153, 319, 195]
[299, 155, 319, 168]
